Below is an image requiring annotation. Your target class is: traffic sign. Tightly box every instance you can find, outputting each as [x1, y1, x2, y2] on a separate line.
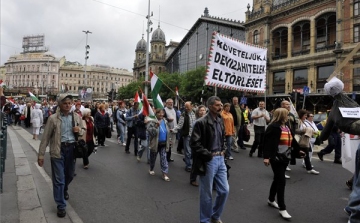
[303, 86, 310, 96]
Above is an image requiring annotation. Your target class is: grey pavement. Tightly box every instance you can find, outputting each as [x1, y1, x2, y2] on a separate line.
[1, 124, 333, 223]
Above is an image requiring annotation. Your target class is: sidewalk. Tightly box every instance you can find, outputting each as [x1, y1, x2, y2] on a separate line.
[1, 126, 82, 223]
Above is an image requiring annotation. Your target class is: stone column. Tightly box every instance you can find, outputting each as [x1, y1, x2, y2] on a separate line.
[287, 26, 292, 59]
[310, 18, 316, 54]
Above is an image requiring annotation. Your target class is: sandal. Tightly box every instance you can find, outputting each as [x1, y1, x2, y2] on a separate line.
[162, 175, 170, 182]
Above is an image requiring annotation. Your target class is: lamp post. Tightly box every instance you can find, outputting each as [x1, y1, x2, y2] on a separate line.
[83, 30, 92, 87]
[145, 0, 152, 96]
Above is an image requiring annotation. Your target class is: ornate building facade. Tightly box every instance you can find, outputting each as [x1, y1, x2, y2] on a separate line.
[59, 62, 133, 97]
[133, 23, 179, 79]
[4, 52, 65, 95]
[244, 0, 359, 99]
[165, 8, 246, 74]
[4, 51, 133, 97]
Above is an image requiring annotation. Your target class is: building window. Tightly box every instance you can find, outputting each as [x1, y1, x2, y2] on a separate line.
[355, 0, 360, 16]
[253, 30, 259, 45]
[353, 59, 360, 91]
[316, 13, 336, 52]
[273, 71, 285, 93]
[317, 64, 334, 90]
[355, 26, 360, 43]
[272, 27, 288, 60]
[292, 22, 310, 56]
[293, 69, 308, 90]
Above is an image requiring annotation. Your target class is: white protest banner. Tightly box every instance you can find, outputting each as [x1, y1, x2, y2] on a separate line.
[342, 133, 360, 173]
[206, 32, 267, 93]
[339, 107, 360, 118]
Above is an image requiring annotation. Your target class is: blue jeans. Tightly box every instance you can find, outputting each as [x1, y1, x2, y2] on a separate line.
[117, 122, 125, 144]
[347, 143, 360, 222]
[225, 136, 232, 158]
[138, 135, 150, 162]
[183, 136, 192, 169]
[50, 144, 75, 210]
[199, 156, 229, 223]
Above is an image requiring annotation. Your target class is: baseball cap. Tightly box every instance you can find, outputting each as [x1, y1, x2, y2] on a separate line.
[57, 94, 73, 103]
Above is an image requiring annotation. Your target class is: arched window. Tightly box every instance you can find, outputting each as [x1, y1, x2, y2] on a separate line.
[292, 21, 310, 56]
[316, 13, 336, 52]
[272, 27, 288, 60]
[253, 30, 259, 45]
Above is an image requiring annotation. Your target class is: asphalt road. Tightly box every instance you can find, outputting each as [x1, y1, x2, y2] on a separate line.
[24, 126, 351, 223]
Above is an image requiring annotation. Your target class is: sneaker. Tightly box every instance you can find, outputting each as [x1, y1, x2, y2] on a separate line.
[232, 149, 240, 153]
[307, 169, 319, 175]
[334, 159, 342, 164]
[346, 180, 353, 190]
[57, 209, 66, 218]
[122, 143, 126, 146]
[286, 166, 291, 171]
[149, 170, 155, 175]
[228, 156, 234, 160]
[137, 156, 141, 162]
[344, 207, 351, 216]
[267, 199, 279, 209]
[211, 218, 223, 223]
[117, 138, 121, 144]
[317, 152, 324, 161]
[285, 174, 290, 179]
[279, 210, 292, 219]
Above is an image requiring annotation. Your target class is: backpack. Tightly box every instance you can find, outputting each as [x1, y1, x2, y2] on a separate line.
[113, 107, 119, 123]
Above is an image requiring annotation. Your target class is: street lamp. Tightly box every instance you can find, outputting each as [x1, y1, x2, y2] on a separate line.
[82, 30, 92, 87]
[41, 54, 56, 97]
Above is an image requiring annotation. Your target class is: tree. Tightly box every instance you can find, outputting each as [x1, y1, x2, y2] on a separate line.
[117, 78, 144, 99]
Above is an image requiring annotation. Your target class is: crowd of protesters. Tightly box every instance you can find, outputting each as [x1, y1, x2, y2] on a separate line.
[3, 93, 356, 222]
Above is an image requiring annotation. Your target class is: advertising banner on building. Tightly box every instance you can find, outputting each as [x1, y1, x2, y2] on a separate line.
[78, 86, 93, 102]
[206, 32, 267, 93]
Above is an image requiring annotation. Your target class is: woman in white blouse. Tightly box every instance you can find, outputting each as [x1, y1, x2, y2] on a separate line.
[31, 103, 43, 140]
[304, 112, 320, 164]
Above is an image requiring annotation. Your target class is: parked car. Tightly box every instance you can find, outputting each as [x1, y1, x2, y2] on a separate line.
[313, 112, 327, 130]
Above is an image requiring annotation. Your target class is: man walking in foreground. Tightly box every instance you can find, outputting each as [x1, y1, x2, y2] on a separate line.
[38, 94, 84, 218]
[190, 96, 229, 223]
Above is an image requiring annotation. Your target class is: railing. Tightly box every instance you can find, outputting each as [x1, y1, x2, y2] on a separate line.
[0, 113, 8, 193]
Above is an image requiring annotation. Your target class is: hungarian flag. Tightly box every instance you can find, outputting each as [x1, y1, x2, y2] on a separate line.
[150, 71, 164, 109]
[29, 91, 41, 102]
[174, 86, 179, 109]
[142, 94, 156, 120]
[134, 91, 143, 111]
[0, 80, 6, 88]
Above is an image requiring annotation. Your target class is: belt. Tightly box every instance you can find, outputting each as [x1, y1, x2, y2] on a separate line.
[61, 142, 76, 146]
[212, 151, 224, 156]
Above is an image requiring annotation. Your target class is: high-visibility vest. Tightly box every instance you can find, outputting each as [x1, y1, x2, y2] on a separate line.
[243, 109, 249, 124]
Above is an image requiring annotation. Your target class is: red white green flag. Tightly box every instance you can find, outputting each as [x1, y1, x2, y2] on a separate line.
[150, 71, 164, 109]
[134, 91, 143, 111]
[29, 91, 41, 102]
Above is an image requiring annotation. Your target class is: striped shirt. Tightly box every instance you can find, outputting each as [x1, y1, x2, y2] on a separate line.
[278, 125, 292, 153]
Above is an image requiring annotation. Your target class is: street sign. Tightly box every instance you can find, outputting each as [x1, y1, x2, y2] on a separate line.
[303, 86, 310, 96]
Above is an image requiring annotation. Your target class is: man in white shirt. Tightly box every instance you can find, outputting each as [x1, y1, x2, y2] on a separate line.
[163, 98, 177, 162]
[249, 101, 270, 158]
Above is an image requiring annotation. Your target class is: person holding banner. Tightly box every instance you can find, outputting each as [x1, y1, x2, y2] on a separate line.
[249, 101, 270, 158]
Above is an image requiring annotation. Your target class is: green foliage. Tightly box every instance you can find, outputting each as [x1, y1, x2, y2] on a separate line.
[156, 72, 182, 100]
[117, 78, 144, 99]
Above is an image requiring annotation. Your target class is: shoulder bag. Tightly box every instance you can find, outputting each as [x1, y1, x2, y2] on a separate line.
[72, 113, 88, 158]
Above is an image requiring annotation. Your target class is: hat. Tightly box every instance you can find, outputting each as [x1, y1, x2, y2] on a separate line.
[57, 94, 73, 103]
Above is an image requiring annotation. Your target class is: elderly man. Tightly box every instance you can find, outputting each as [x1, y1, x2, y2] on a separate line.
[229, 97, 246, 152]
[172, 101, 196, 173]
[190, 96, 229, 223]
[163, 98, 178, 162]
[38, 94, 84, 218]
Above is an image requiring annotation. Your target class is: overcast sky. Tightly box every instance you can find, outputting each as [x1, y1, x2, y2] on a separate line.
[1, 0, 252, 71]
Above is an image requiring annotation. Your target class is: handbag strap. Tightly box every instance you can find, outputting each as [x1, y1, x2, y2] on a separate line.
[71, 113, 79, 141]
